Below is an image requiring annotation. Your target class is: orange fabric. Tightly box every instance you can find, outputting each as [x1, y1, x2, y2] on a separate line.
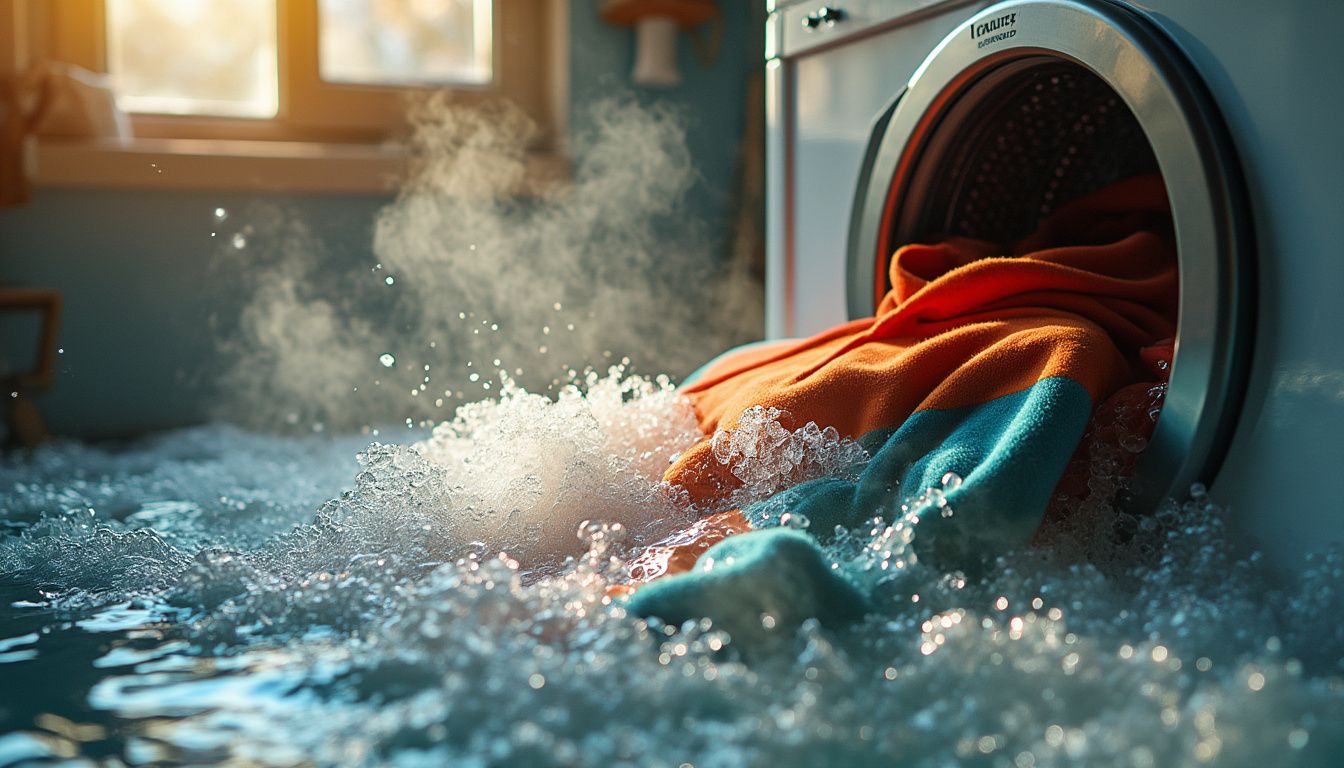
[662, 174, 1177, 507]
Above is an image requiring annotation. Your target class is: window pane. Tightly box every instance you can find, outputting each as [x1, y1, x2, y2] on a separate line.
[318, 0, 492, 86]
[105, 0, 278, 118]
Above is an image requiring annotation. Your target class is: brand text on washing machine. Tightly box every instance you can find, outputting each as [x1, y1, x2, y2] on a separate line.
[969, 12, 1017, 48]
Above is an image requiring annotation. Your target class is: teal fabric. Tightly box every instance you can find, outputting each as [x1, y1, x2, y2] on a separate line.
[744, 375, 1094, 566]
[623, 528, 870, 649]
[627, 376, 1095, 638]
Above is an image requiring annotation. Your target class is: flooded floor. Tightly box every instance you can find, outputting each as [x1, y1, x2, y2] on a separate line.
[2, 373, 1342, 766]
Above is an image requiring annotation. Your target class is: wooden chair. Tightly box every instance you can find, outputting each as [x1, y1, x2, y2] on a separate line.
[1, 288, 62, 447]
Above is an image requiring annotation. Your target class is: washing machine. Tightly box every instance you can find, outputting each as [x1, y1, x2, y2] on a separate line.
[764, 0, 1344, 575]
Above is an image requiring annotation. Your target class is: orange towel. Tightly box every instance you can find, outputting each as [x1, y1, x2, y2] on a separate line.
[665, 174, 1175, 504]
[629, 175, 1176, 587]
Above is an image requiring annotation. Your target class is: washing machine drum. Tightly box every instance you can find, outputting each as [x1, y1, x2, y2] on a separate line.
[847, 0, 1252, 512]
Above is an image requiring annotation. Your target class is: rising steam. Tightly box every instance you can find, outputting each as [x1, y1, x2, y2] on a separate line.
[211, 96, 763, 430]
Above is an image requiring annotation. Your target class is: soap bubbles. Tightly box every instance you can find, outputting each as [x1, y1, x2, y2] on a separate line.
[709, 405, 869, 505]
[1, 384, 1342, 765]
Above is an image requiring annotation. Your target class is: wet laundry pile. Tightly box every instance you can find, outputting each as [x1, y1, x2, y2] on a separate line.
[627, 175, 1178, 641]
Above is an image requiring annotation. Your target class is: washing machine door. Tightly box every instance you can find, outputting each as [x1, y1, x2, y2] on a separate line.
[847, 0, 1252, 513]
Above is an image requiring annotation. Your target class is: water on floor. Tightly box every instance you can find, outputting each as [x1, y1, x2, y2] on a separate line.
[1, 370, 1342, 767]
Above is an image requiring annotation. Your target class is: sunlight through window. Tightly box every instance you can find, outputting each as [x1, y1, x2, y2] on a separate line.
[318, 0, 493, 87]
[105, 0, 279, 118]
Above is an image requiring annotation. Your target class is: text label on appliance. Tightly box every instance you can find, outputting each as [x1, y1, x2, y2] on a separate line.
[970, 12, 1018, 48]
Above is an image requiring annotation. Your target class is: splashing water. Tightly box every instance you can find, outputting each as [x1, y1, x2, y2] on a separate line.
[1, 378, 1343, 766]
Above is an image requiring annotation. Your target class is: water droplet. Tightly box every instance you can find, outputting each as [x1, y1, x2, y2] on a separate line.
[940, 471, 964, 491]
[385, 276, 395, 285]
[213, 207, 228, 222]
[1120, 435, 1148, 453]
[379, 353, 396, 368]
[231, 233, 247, 249]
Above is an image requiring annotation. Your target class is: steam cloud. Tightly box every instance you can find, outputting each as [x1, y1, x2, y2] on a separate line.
[211, 97, 763, 431]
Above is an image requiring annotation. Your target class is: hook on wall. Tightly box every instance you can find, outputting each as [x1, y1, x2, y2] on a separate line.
[599, 0, 721, 87]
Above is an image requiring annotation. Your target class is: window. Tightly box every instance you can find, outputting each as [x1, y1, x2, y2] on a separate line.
[31, 0, 563, 147]
[105, 0, 280, 119]
[317, 0, 492, 88]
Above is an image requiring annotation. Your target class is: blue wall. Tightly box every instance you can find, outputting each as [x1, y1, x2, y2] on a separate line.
[569, 3, 756, 231]
[0, 3, 760, 439]
[0, 191, 390, 437]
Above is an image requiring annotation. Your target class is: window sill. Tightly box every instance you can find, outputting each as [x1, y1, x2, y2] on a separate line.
[32, 138, 571, 196]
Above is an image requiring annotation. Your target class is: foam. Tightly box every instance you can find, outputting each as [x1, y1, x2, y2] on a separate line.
[709, 405, 869, 506]
[1, 386, 1342, 765]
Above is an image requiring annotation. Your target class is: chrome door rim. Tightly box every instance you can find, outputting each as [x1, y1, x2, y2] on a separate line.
[846, 0, 1253, 511]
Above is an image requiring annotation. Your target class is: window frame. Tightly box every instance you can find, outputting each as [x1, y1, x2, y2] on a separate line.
[37, 0, 564, 147]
